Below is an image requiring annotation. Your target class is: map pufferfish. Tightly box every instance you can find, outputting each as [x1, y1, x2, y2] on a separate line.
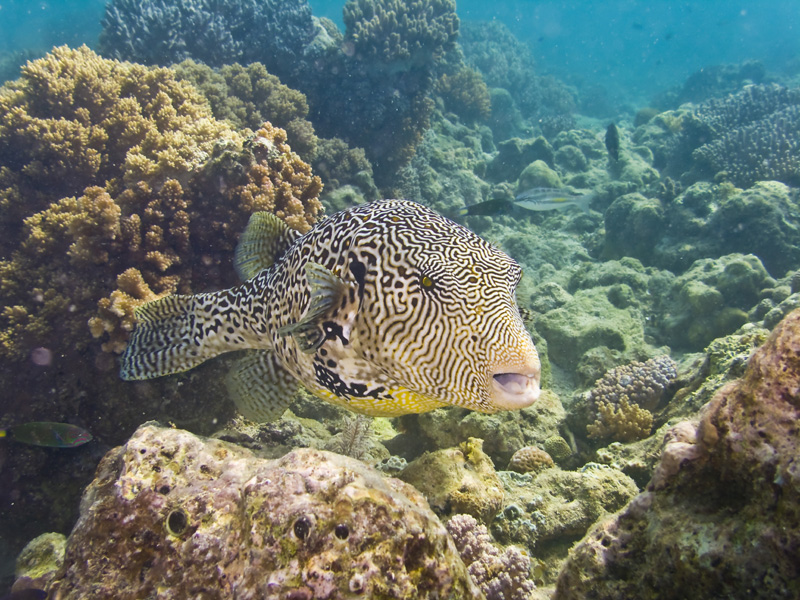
[120, 199, 541, 421]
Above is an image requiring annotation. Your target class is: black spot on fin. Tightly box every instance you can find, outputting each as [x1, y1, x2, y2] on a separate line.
[235, 212, 301, 281]
[278, 262, 356, 353]
[225, 350, 298, 421]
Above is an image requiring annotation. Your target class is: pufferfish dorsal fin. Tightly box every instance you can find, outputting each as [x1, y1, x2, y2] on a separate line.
[278, 262, 356, 353]
[234, 212, 301, 281]
[225, 350, 299, 421]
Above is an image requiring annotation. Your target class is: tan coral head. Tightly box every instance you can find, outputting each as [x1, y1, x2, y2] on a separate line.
[489, 352, 541, 410]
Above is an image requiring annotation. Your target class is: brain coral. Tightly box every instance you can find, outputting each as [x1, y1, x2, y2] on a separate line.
[507, 446, 555, 474]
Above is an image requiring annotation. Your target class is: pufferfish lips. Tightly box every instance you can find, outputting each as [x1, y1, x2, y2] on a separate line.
[490, 360, 541, 410]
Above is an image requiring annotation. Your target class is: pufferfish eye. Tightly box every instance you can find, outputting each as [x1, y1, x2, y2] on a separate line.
[420, 275, 435, 289]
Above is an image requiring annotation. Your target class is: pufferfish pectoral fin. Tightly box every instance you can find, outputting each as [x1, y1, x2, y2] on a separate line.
[234, 212, 301, 281]
[225, 350, 299, 422]
[277, 262, 357, 354]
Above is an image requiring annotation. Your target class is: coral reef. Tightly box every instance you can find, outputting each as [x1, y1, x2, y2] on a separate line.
[172, 60, 316, 154]
[575, 356, 676, 444]
[302, 0, 460, 186]
[585, 397, 653, 443]
[459, 20, 575, 141]
[40, 424, 480, 599]
[342, 0, 458, 64]
[635, 83, 800, 187]
[589, 356, 677, 413]
[0, 47, 321, 558]
[694, 103, 800, 187]
[436, 66, 492, 123]
[507, 446, 555, 474]
[312, 137, 379, 201]
[99, 0, 317, 81]
[394, 111, 492, 214]
[447, 513, 537, 600]
[399, 438, 505, 524]
[653, 60, 769, 109]
[554, 308, 800, 600]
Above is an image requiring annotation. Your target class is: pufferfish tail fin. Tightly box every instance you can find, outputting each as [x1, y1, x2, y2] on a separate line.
[120, 291, 255, 380]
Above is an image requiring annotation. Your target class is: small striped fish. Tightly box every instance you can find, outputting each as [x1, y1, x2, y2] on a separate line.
[120, 200, 541, 421]
[459, 188, 594, 217]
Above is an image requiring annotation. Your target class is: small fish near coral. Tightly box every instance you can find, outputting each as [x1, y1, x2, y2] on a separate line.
[458, 187, 595, 217]
[121, 200, 541, 421]
[605, 122, 621, 161]
[0, 422, 92, 448]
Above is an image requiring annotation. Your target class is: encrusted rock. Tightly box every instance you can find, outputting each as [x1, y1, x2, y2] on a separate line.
[554, 308, 800, 599]
[44, 424, 481, 599]
[399, 438, 505, 524]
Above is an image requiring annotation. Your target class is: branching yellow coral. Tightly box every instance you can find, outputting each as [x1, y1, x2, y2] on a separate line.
[0, 46, 323, 365]
[586, 397, 653, 443]
[343, 0, 458, 64]
[228, 123, 322, 233]
[89, 269, 160, 354]
[0, 46, 234, 228]
[436, 67, 491, 122]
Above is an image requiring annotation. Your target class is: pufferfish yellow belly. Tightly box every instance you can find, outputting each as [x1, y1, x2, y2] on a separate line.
[120, 199, 540, 422]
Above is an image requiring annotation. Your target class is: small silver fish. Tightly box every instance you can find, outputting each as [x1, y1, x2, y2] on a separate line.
[121, 200, 541, 421]
[459, 188, 594, 217]
[513, 188, 594, 213]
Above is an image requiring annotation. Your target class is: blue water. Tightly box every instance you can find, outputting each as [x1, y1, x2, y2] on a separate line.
[1, 0, 797, 102]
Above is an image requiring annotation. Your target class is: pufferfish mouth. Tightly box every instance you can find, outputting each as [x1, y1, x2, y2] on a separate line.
[491, 369, 540, 410]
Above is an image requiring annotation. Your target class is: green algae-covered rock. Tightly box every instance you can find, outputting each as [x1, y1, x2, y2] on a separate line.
[533, 286, 649, 369]
[45, 424, 481, 600]
[517, 159, 563, 190]
[660, 253, 772, 350]
[13, 532, 66, 591]
[487, 136, 554, 182]
[398, 437, 504, 524]
[410, 389, 566, 467]
[603, 193, 666, 263]
[492, 465, 638, 584]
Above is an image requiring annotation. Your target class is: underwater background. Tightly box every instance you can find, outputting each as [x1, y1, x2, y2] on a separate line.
[1, 0, 800, 598]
